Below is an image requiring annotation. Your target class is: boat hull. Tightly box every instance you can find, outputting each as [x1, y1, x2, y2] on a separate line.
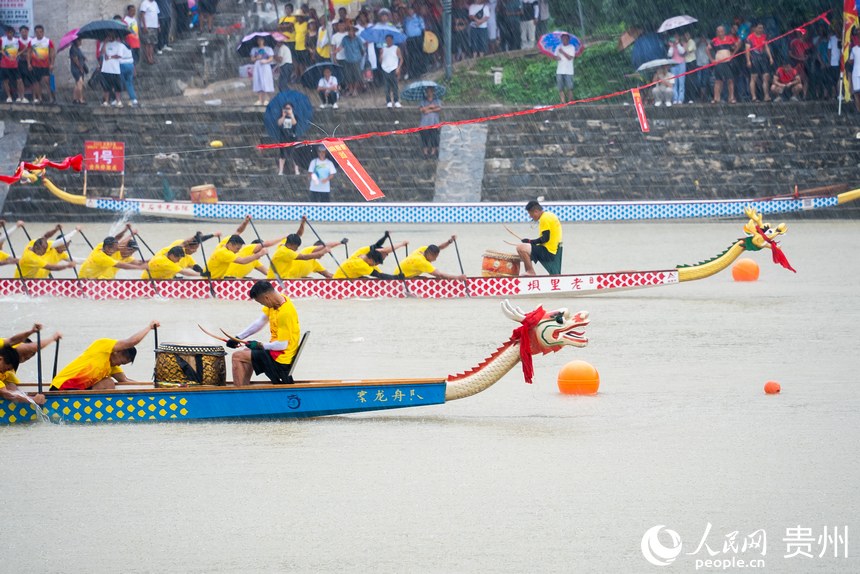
[82, 196, 846, 223]
[0, 380, 448, 425]
[0, 270, 679, 300]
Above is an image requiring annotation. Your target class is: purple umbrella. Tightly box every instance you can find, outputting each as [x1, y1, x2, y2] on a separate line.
[538, 31, 583, 59]
[58, 28, 79, 52]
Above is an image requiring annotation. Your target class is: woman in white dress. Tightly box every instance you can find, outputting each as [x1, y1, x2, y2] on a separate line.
[251, 36, 275, 106]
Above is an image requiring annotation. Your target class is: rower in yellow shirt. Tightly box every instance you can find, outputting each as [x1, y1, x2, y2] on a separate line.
[142, 246, 202, 279]
[15, 237, 77, 278]
[0, 345, 46, 406]
[333, 249, 403, 279]
[268, 233, 342, 279]
[516, 200, 563, 275]
[229, 280, 301, 386]
[0, 323, 61, 364]
[51, 321, 160, 390]
[206, 235, 269, 279]
[395, 236, 467, 280]
[285, 241, 334, 279]
[79, 237, 147, 279]
[0, 219, 24, 268]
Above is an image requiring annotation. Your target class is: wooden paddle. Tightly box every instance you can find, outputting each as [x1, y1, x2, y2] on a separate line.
[36, 329, 42, 394]
[248, 217, 285, 289]
[0, 221, 29, 296]
[452, 236, 470, 297]
[194, 231, 218, 299]
[386, 232, 412, 297]
[303, 217, 349, 278]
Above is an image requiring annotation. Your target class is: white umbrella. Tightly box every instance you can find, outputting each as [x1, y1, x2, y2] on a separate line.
[657, 15, 697, 33]
[636, 58, 676, 72]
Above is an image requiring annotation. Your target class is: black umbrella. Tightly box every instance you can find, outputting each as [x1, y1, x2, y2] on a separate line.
[300, 62, 344, 90]
[264, 90, 313, 140]
[237, 32, 276, 57]
[76, 20, 131, 41]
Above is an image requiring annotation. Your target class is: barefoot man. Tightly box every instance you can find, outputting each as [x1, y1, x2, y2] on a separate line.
[516, 200, 563, 276]
[51, 321, 160, 390]
[229, 280, 301, 386]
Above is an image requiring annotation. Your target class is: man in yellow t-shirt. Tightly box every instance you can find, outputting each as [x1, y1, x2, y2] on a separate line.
[142, 246, 201, 279]
[516, 200, 563, 275]
[268, 233, 341, 279]
[0, 323, 61, 364]
[15, 238, 77, 278]
[394, 235, 467, 280]
[0, 219, 24, 268]
[79, 237, 147, 279]
[0, 345, 46, 406]
[333, 249, 403, 279]
[51, 321, 160, 390]
[206, 235, 268, 279]
[285, 241, 334, 279]
[229, 280, 301, 386]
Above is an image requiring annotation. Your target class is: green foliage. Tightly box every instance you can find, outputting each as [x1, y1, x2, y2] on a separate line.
[446, 40, 641, 106]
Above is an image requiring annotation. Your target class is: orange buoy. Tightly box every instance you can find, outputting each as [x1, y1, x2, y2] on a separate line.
[732, 258, 760, 282]
[557, 360, 600, 395]
[764, 381, 781, 394]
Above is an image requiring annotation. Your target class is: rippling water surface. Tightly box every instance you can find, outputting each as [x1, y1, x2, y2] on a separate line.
[1, 220, 858, 573]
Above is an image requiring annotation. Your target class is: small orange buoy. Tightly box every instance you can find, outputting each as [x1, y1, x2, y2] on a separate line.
[732, 258, 760, 282]
[764, 381, 781, 394]
[557, 360, 600, 395]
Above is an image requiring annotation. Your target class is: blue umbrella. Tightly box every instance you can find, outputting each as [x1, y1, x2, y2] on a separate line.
[264, 90, 313, 141]
[360, 24, 407, 45]
[401, 81, 447, 102]
[538, 31, 582, 59]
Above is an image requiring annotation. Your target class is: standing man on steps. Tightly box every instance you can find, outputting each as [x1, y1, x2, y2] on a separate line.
[139, 0, 160, 65]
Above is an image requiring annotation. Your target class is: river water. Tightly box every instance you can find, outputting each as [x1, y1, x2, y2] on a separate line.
[1, 219, 858, 573]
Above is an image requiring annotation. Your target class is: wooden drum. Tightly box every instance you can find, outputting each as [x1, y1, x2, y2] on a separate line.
[189, 184, 218, 204]
[481, 250, 521, 277]
[154, 343, 227, 388]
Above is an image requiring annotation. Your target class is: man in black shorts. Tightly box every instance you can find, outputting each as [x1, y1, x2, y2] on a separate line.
[516, 200, 564, 275]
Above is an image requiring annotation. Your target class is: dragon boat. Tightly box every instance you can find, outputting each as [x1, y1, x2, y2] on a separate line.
[0, 301, 589, 425]
[35, 173, 860, 224]
[0, 209, 796, 300]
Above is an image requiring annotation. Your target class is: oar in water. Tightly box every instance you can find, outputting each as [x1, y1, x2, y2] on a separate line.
[0, 221, 29, 296]
[132, 239, 160, 297]
[194, 232, 218, 299]
[57, 225, 80, 281]
[36, 329, 43, 394]
[248, 217, 285, 289]
[452, 236, 470, 297]
[386, 232, 412, 297]
[303, 217, 348, 278]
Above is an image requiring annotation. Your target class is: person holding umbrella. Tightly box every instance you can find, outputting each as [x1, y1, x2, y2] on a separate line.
[251, 35, 275, 106]
[277, 103, 299, 175]
[100, 31, 124, 107]
[554, 33, 576, 104]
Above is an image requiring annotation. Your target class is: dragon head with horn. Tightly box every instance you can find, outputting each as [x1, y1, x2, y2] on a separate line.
[741, 207, 795, 272]
[445, 301, 589, 401]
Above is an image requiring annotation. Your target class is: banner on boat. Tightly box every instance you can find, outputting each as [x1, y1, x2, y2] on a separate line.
[323, 139, 385, 202]
[84, 141, 125, 173]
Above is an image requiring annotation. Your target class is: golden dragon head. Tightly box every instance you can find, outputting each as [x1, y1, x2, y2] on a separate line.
[743, 207, 787, 249]
[501, 299, 589, 355]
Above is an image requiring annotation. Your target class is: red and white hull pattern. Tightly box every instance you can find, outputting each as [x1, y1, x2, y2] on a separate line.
[0, 270, 679, 300]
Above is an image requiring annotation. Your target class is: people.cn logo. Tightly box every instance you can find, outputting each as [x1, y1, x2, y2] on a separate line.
[641, 525, 683, 567]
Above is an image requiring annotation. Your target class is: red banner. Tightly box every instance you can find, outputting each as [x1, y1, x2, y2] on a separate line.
[323, 139, 384, 201]
[84, 141, 125, 173]
[631, 89, 649, 133]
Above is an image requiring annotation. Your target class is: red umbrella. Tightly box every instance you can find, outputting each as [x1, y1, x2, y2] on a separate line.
[58, 28, 79, 52]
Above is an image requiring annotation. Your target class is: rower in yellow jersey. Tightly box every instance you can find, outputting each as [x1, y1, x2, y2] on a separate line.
[79, 237, 147, 279]
[395, 236, 467, 280]
[516, 200, 563, 276]
[0, 345, 46, 406]
[333, 248, 403, 279]
[0, 219, 24, 268]
[206, 235, 269, 279]
[284, 241, 334, 279]
[0, 323, 61, 364]
[15, 237, 77, 278]
[229, 280, 301, 386]
[268, 233, 342, 279]
[142, 246, 202, 279]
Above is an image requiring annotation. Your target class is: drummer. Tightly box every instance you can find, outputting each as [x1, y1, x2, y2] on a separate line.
[516, 200, 563, 276]
[268, 233, 342, 279]
[51, 322, 159, 390]
[0, 346, 46, 406]
[79, 237, 147, 279]
[394, 236, 467, 280]
[229, 280, 301, 386]
[142, 246, 202, 279]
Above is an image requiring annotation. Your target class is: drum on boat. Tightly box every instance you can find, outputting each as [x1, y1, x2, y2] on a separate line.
[154, 343, 227, 388]
[481, 250, 521, 277]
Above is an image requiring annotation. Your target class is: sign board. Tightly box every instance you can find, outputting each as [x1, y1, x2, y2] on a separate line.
[323, 139, 384, 201]
[0, 0, 33, 31]
[84, 141, 125, 173]
[631, 89, 649, 133]
[633, 90, 651, 134]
